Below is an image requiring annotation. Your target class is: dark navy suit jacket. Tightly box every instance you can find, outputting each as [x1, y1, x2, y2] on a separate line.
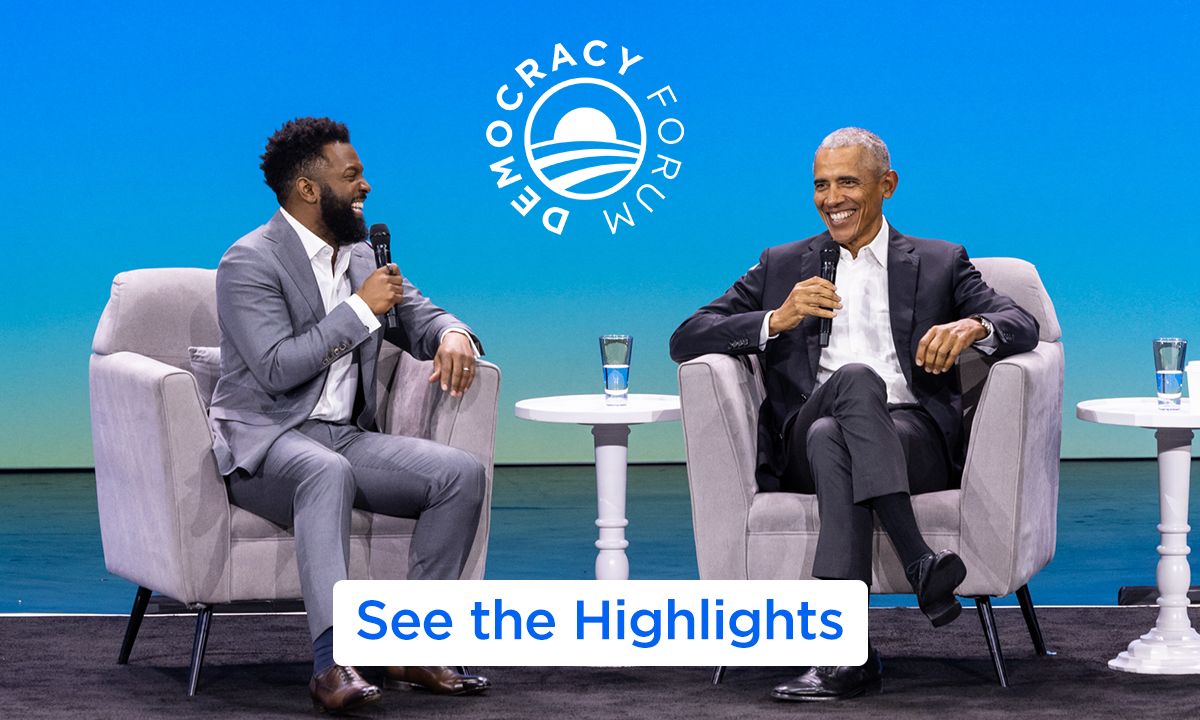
[669, 226, 1039, 491]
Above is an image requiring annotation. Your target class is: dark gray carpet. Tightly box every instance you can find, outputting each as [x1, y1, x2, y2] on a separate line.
[4, 606, 1200, 718]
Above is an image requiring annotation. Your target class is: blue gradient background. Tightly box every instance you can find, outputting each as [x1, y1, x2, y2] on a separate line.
[2, 1, 1198, 467]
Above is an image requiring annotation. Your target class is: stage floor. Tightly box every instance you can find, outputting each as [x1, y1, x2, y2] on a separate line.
[3, 607, 1199, 719]
[0, 461, 1170, 613]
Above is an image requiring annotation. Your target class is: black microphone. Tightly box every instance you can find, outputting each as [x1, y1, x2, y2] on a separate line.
[369, 223, 399, 330]
[818, 242, 840, 348]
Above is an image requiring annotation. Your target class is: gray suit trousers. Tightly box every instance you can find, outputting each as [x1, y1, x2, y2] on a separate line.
[226, 420, 486, 641]
[783, 363, 949, 584]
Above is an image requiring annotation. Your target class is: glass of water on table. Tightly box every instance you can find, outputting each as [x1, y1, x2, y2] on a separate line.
[1154, 338, 1187, 409]
[600, 335, 633, 406]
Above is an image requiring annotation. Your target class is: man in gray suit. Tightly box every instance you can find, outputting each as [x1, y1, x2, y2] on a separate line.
[210, 117, 490, 713]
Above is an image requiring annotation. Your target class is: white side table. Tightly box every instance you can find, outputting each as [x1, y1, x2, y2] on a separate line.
[1077, 397, 1200, 674]
[515, 394, 682, 580]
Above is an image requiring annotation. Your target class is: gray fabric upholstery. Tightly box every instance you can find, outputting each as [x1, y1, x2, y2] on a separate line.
[92, 268, 220, 370]
[90, 268, 499, 607]
[678, 257, 1063, 598]
[188, 346, 220, 409]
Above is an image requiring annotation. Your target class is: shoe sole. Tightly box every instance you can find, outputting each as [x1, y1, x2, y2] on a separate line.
[383, 679, 490, 696]
[770, 679, 882, 702]
[921, 554, 967, 628]
[312, 690, 382, 714]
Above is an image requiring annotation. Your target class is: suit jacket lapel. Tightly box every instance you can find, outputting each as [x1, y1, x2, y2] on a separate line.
[348, 243, 380, 425]
[887, 227, 919, 387]
[802, 236, 825, 381]
[265, 210, 325, 322]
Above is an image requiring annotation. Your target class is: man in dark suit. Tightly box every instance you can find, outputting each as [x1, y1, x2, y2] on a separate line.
[670, 127, 1039, 701]
[210, 117, 490, 713]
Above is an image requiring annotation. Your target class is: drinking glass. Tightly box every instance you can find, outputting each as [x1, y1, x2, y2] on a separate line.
[600, 335, 633, 406]
[1154, 338, 1187, 410]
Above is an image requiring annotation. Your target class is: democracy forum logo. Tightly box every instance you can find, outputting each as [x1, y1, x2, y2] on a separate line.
[485, 41, 683, 236]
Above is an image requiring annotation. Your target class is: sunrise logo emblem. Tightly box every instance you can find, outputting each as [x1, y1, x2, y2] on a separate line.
[525, 79, 646, 201]
[486, 41, 684, 236]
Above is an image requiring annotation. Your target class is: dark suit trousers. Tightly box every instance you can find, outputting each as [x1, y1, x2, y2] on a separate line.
[226, 420, 486, 641]
[782, 364, 949, 584]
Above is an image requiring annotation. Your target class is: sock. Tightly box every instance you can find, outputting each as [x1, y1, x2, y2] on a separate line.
[313, 627, 335, 675]
[869, 492, 932, 573]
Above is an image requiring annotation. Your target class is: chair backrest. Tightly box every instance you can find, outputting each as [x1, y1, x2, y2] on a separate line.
[92, 268, 219, 370]
[960, 257, 1060, 436]
[972, 257, 1060, 343]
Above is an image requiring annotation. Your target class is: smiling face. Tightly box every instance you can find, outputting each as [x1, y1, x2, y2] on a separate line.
[311, 141, 370, 246]
[812, 146, 897, 255]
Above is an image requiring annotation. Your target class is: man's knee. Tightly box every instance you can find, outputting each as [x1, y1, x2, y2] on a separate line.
[806, 417, 853, 485]
[826, 363, 887, 402]
[432, 446, 487, 506]
[806, 416, 843, 452]
[294, 452, 356, 505]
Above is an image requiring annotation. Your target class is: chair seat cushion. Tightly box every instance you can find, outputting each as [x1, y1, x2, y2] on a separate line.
[748, 492, 820, 533]
[747, 489, 962, 536]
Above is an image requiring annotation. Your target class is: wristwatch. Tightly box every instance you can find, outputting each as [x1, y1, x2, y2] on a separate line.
[968, 314, 994, 339]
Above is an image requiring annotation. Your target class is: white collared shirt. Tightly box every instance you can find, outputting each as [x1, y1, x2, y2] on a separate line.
[815, 218, 917, 404]
[280, 208, 380, 423]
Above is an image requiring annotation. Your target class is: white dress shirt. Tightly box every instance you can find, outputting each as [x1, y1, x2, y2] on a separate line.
[815, 218, 916, 404]
[280, 208, 380, 423]
[760, 217, 996, 404]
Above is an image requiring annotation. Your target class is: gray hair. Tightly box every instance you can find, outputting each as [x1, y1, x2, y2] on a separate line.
[815, 127, 891, 178]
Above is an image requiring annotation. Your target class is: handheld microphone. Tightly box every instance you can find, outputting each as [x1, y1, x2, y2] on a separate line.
[818, 242, 840, 348]
[369, 223, 399, 330]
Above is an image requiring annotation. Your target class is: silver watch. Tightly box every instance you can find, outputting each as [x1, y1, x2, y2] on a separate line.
[969, 314, 994, 338]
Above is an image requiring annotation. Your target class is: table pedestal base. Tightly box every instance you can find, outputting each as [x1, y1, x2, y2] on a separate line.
[592, 425, 631, 581]
[1111, 427, 1200, 674]
[1110, 627, 1200, 674]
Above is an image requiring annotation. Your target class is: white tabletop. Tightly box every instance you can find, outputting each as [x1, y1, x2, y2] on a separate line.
[515, 394, 682, 425]
[1077, 397, 1200, 429]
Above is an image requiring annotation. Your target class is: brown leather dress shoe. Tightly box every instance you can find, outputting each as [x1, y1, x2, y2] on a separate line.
[309, 664, 382, 714]
[384, 666, 491, 695]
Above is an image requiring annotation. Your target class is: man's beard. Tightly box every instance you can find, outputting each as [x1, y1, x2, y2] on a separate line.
[319, 183, 367, 247]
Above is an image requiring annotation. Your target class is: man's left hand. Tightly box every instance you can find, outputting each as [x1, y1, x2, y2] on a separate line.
[914, 318, 988, 374]
[430, 332, 476, 397]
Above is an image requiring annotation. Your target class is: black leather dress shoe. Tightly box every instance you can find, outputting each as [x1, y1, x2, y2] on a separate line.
[770, 647, 882, 701]
[907, 550, 968, 627]
[309, 664, 382, 714]
[384, 666, 491, 695]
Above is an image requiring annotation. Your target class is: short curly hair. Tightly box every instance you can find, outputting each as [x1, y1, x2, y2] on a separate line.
[260, 117, 351, 203]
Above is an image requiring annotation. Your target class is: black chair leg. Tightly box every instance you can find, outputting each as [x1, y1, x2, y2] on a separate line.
[1015, 584, 1054, 656]
[187, 607, 213, 696]
[711, 666, 726, 684]
[118, 586, 152, 665]
[974, 596, 1009, 688]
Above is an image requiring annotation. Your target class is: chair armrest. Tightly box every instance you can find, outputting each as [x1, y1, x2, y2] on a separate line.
[958, 340, 1064, 597]
[89, 352, 231, 604]
[678, 353, 765, 580]
[382, 352, 500, 580]
[383, 355, 501, 468]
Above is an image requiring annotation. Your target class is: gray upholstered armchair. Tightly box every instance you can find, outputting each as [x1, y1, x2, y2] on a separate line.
[89, 268, 500, 694]
[677, 258, 1063, 687]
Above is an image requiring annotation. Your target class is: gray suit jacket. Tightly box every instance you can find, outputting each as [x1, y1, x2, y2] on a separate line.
[669, 226, 1039, 490]
[209, 210, 477, 476]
